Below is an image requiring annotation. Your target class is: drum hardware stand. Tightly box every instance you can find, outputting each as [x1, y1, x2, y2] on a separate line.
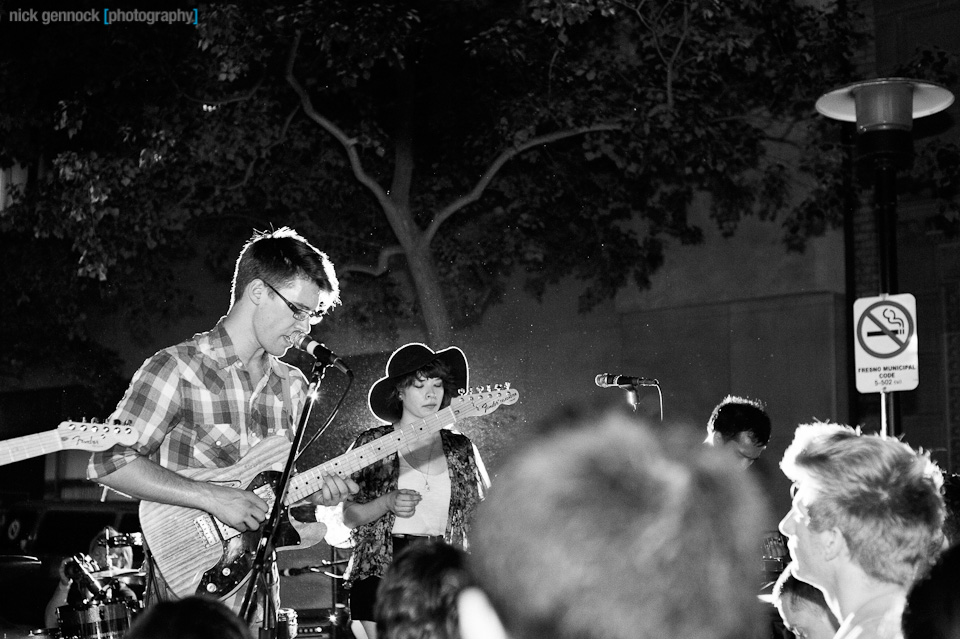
[240, 355, 353, 638]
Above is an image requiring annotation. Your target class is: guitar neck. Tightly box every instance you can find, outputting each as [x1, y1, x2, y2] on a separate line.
[285, 405, 456, 505]
[0, 431, 63, 466]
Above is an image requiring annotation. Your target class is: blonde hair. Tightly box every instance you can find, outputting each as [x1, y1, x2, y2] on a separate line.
[781, 422, 945, 586]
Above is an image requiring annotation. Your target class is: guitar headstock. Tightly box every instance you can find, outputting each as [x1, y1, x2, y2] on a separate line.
[452, 383, 520, 417]
[56, 420, 138, 451]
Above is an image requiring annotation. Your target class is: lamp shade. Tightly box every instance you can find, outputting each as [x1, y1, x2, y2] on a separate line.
[815, 78, 954, 133]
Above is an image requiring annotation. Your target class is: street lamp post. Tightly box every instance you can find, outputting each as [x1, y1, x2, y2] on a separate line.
[815, 78, 954, 437]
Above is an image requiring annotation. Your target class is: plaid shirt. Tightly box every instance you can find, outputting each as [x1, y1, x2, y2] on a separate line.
[88, 320, 306, 478]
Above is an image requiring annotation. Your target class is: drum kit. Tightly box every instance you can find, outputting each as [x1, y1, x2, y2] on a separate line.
[27, 534, 145, 639]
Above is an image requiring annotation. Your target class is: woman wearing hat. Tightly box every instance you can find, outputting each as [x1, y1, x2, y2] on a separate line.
[341, 343, 491, 639]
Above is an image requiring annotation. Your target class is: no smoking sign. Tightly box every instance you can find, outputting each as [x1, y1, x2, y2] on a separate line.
[853, 293, 919, 393]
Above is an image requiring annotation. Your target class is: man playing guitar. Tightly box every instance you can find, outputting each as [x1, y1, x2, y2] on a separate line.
[87, 228, 359, 614]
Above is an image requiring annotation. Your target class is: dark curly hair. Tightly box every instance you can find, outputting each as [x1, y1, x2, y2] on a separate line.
[384, 359, 459, 419]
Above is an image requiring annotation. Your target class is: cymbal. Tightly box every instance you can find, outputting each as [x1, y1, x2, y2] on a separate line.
[0, 555, 41, 568]
[0, 555, 42, 578]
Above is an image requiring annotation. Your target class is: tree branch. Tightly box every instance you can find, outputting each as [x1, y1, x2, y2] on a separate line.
[284, 31, 393, 212]
[340, 245, 405, 277]
[224, 103, 300, 192]
[173, 75, 266, 106]
[422, 122, 622, 246]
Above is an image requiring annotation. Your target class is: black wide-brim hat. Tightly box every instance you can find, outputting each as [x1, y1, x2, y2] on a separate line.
[367, 342, 469, 424]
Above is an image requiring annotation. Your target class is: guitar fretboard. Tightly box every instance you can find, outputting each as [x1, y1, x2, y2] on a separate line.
[285, 404, 461, 505]
[0, 431, 63, 466]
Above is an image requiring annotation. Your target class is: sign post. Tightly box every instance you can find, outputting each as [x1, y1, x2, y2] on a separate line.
[853, 293, 919, 436]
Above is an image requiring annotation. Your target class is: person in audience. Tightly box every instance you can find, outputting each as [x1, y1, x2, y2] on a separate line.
[44, 526, 137, 628]
[940, 472, 960, 546]
[704, 395, 771, 468]
[779, 422, 945, 639]
[124, 595, 253, 639]
[460, 406, 770, 639]
[901, 542, 960, 639]
[341, 343, 490, 639]
[771, 562, 839, 639]
[375, 540, 473, 639]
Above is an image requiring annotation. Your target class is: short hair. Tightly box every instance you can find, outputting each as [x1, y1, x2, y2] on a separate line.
[375, 541, 474, 639]
[707, 395, 771, 446]
[780, 422, 945, 586]
[124, 596, 252, 639]
[902, 542, 960, 639]
[469, 408, 770, 639]
[231, 227, 340, 311]
[772, 563, 837, 630]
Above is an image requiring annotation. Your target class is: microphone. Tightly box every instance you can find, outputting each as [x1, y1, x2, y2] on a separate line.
[595, 373, 659, 388]
[279, 565, 324, 577]
[292, 332, 353, 376]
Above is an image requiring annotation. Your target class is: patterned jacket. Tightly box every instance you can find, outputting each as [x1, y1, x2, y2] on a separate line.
[344, 425, 487, 587]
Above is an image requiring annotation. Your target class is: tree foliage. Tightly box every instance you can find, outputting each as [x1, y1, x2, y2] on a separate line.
[894, 47, 960, 235]
[1, 0, 869, 389]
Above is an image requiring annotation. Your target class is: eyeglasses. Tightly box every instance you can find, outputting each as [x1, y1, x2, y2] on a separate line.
[264, 281, 324, 325]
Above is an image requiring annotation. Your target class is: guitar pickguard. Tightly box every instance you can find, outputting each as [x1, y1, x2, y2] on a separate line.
[195, 470, 303, 598]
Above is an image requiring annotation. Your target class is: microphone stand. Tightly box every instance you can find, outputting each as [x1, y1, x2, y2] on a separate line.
[240, 359, 330, 636]
[626, 383, 664, 421]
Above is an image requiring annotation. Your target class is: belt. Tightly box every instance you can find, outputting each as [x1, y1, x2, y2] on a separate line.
[392, 534, 444, 543]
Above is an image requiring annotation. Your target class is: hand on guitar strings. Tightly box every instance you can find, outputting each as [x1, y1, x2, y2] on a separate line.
[204, 483, 271, 532]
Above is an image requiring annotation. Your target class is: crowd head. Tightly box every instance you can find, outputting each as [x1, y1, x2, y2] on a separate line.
[375, 541, 474, 639]
[124, 596, 252, 639]
[705, 395, 771, 468]
[771, 562, 839, 639]
[779, 422, 944, 590]
[464, 407, 771, 639]
[902, 542, 960, 639]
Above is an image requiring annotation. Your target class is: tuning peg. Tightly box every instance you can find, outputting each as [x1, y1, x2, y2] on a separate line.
[504, 382, 511, 389]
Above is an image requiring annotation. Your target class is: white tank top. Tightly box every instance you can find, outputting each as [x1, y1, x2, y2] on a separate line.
[392, 451, 451, 536]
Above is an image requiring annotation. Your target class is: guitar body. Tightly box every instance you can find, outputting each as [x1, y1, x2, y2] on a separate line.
[139, 435, 327, 599]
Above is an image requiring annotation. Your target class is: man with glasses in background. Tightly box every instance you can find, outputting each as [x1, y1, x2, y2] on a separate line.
[778, 422, 944, 639]
[87, 227, 358, 613]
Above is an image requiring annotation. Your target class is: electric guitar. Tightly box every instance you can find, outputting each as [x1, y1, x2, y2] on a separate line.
[0, 421, 138, 467]
[139, 384, 519, 599]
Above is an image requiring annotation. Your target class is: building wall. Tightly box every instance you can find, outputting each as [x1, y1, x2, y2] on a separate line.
[444, 204, 849, 523]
